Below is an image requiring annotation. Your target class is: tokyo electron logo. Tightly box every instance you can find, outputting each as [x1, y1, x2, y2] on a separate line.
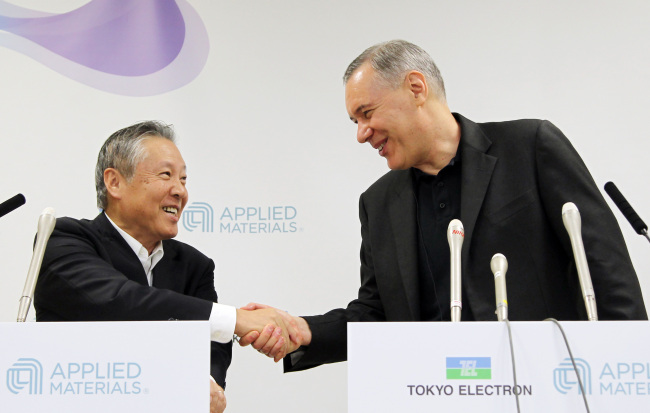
[446, 357, 491, 380]
[6, 358, 43, 395]
[553, 358, 592, 395]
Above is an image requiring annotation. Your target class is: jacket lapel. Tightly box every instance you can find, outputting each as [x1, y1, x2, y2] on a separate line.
[388, 170, 420, 320]
[151, 244, 178, 290]
[456, 114, 497, 271]
[92, 213, 149, 286]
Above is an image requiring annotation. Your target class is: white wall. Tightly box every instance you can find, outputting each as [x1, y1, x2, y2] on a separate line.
[1, 1, 649, 411]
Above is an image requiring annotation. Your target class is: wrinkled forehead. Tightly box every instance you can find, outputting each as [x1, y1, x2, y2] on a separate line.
[345, 65, 391, 116]
[139, 137, 186, 169]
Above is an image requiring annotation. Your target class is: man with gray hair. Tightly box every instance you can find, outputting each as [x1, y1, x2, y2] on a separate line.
[35, 121, 299, 412]
[242, 39, 647, 371]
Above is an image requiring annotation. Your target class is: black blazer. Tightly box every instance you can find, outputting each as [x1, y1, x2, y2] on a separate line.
[34, 213, 232, 387]
[286, 114, 647, 372]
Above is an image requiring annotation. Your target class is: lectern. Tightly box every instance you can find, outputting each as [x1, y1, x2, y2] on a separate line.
[348, 321, 650, 412]
[0, 321, 209, 412]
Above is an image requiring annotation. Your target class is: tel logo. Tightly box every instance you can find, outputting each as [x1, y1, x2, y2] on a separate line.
[446, 357, 492, 379]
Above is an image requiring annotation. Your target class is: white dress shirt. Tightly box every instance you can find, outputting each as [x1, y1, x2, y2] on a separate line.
[105, 213, 236, 343]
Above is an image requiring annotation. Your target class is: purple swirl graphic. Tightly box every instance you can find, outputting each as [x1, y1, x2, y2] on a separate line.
[0, 0, 209, 96]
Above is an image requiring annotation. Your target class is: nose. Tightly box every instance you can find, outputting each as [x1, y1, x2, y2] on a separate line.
[171, 177, 188, 200]
[357, 122, 373, 144]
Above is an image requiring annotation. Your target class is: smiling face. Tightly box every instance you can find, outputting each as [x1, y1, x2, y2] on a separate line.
[345, 63, 436, 171]
[105, 137, 188, 252]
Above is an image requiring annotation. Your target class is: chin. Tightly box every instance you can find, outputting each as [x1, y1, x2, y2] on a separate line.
[387, 160, 408, 170]
[162, 227, 179, 240]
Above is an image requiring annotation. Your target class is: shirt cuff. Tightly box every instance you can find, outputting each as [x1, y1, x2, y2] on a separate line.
[209, 303, 236, 343]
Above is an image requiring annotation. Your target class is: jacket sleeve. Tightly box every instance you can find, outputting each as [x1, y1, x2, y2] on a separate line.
[187, 255, 233, 389]
[535, 120, 647, 320]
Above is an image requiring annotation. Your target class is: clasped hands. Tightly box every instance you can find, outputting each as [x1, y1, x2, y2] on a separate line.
[234, 303, 311, 362]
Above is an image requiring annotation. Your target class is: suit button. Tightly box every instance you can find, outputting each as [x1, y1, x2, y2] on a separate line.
[440, 203, 446, 209]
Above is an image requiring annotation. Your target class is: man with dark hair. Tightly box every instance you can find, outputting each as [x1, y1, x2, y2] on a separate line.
[35, 121, 297, 412]
[242, 40, 647, 371]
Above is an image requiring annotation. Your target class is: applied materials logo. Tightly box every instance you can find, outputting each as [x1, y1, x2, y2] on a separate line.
[6, 358, 43, 395]
[552, 357, 650, 397]
[553, 358, 592, 395]
[446, 357, 492, 379]
[182, 202, 300, 235]
[4, 358, 144, 396]
[182, 202, 214, 232]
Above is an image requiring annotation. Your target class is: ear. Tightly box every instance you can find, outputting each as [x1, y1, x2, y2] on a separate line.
[104, 168, 125, 201]
[405, 71, 428, 105]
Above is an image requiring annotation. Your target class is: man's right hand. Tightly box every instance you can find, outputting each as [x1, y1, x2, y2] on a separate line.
[234, 306, 303, 361]
[237, 303, 312, 362]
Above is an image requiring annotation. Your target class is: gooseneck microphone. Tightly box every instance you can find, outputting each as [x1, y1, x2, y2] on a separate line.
[447, 219, 464, 322]
[17, 207, 56, 322]
[561, 202, 598, 321]
[491, 253, 509, 321]
[0, 193, 26, 219]
[604, 181, 650, 244]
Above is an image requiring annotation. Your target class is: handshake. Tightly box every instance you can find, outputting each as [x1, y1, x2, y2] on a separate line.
[234, 303, 312, 362]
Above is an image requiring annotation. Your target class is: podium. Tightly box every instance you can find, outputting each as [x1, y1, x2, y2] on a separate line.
[0, 321, 210, 412]
[348, 321, 650, 412]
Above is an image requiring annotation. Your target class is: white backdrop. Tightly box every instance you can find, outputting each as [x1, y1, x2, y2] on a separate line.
[1, 1, 649, 412]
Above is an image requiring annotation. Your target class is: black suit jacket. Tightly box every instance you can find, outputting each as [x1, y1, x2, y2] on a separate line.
[34, 213, 232, 387]
[286, 114, 647, 372]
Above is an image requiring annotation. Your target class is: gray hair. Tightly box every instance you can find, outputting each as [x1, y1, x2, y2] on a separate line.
[95, 121, 176, 210]
[343, 40, 446, 101]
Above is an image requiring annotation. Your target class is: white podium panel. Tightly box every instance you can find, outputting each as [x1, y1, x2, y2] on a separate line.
[0, 321, 210, 412]
[349, 321, 650, 413]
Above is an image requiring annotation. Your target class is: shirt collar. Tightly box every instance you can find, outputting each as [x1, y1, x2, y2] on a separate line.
[412, 145, 462, 181]
[104, 213, 164, 262]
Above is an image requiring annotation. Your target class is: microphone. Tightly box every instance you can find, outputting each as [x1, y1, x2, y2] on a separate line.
[447, 219, 464, 322]
[604, 181, 650, 243]
[561, 202, 598, 321]
[17, 207, 56, 322]
[0, 193, 26, 218]
[491, 253, 508, 321]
